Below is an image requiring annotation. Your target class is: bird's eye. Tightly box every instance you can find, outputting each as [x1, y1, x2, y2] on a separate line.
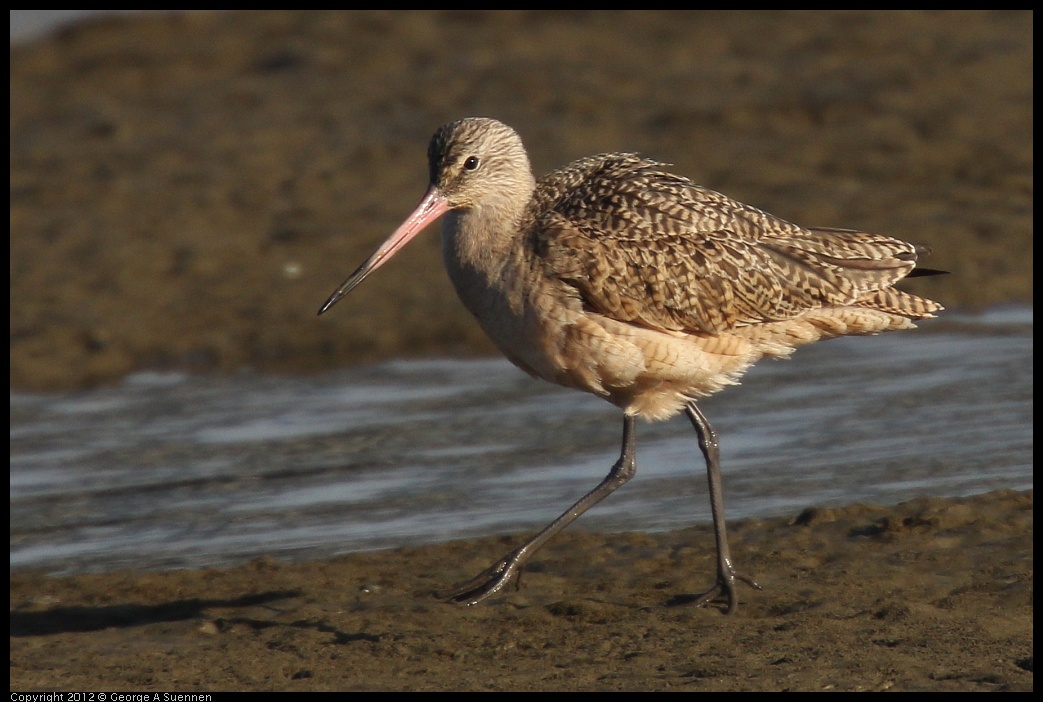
[464, 156, 480, 171]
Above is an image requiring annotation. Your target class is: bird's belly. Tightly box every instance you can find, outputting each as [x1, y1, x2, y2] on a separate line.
[450, 270, 761, 422]
[549, 314, 763, 421]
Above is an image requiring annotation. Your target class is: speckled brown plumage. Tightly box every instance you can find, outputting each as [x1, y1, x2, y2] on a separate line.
[532, 153, 940, 336]
[319, 117, 944, 611]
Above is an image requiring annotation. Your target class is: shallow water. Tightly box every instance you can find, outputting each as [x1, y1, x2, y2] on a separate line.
[10, 307, 1032, 575]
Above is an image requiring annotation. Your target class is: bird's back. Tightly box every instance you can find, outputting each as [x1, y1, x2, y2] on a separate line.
[528, 153, 941, 338]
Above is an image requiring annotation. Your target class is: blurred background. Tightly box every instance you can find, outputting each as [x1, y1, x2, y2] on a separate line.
[10, 10, 1032, 392]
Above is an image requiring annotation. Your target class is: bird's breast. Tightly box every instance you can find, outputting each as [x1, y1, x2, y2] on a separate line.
[441, 219, 564, 374]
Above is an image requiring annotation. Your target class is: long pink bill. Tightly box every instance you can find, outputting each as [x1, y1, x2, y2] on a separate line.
[317, 185, 450, 315]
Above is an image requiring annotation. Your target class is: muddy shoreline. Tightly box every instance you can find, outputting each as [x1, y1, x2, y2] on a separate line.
[11, 490, 1033, 691]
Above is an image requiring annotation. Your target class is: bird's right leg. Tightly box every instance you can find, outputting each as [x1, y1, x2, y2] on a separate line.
[685, 401, 761, 614]
[440, 414, 638, 605]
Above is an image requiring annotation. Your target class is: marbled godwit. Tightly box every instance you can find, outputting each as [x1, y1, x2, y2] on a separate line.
[319, 117, 943, 613]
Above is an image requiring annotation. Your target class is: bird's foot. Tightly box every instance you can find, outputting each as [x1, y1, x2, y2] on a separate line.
[438, 553, 523, 606]
[691, 568, 762, 615]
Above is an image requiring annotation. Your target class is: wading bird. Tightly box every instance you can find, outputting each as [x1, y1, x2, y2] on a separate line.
[318, 117, 942, 613]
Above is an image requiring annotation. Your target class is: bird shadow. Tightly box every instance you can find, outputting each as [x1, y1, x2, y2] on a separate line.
[663, 592, 711, 608]
[9, 589, 302, 637]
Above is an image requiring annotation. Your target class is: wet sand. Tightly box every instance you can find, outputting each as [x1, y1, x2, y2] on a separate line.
[9, 11, 1033, 692]
[10, 490, 1033, 691]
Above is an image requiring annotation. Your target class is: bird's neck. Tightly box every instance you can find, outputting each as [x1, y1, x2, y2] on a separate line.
[442, 175, 536, 276]
[439, 178, 538, 330]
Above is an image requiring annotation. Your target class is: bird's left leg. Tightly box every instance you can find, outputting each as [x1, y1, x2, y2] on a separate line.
[440, 414, 638, 605]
